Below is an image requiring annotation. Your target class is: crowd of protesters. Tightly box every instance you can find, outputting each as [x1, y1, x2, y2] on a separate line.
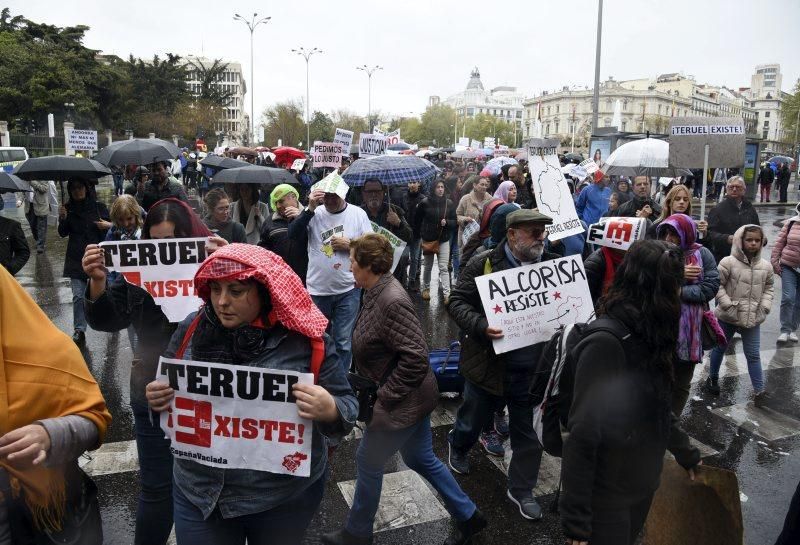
[0, 144, 799, 545]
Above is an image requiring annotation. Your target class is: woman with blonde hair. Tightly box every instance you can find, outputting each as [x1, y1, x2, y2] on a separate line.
[652, 184, 707, 237]
[107, 195, 144, 241]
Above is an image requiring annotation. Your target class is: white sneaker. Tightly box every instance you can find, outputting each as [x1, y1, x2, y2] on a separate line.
[778, 333, 789, 343]
[790, 332, 799, 342]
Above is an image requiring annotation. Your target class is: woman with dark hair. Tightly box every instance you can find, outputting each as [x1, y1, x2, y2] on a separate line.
[561, 240, 701, 545]
[656, 214, 719, 414]
[145, 244, 356, 544]
[414, 179, 457, 303]
[459, 198, 504, 265]
[57, 178, 110, 345]
[322, 234, 484, 545]
[203, 188, 247, 243]
[81, 198, 220, 545]
[230, 184, 269, 244]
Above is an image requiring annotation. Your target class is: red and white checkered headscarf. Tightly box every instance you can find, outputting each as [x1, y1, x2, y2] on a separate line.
[194, 243, 328, 339]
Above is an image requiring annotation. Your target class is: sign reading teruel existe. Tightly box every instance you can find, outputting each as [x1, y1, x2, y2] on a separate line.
[475, 255, 594, 354]
[668, 116, 745, 168]
[157, 357, 314, 476]
[100, 238, 208, 322]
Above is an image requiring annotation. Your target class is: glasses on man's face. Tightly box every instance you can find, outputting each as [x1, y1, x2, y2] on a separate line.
[728, 185, 745, 192]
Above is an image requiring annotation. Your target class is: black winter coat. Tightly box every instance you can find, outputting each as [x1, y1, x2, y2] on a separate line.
[583, 248, 606, 304]
[259, 210, 311, 283]
[85, 276, 176, 404]
[615, 195, 662, 219]
[57, 198, 109, 279]
[448, 241, 560, 395]
[560, 308, 701, 541]
[414, 195, 457, 243]
[0, 216, 30, 275]
[402, 191, 425, 238]
[704, 198, 760, 264]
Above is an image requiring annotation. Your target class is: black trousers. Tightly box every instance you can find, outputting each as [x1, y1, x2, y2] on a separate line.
[776, 479, 800, 545]
[589, 494, 654, 545]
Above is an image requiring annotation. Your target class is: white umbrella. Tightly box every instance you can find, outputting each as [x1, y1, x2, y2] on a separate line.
[601, 138, 690, 178]
[415, 149, 433, 157]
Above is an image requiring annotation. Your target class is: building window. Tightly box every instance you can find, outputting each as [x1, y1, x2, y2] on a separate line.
[547, 106, 551, 115]
[763, 130, 769, 139]
[658, 105, 662, 114]
[623, 100, 628, 111]
[467, 108, 474, 115]
[546, 123, 550, 134]
[765, 111, 770, 118]
[555, 121, 559, 133]
[621, 120, 627, 131]
[556, 105, 560, 114]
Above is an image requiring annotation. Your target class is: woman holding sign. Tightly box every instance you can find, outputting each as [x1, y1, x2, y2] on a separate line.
[82, 198, 217, 545]
[321, 234, 485, 545]
[145, 244, 357, 545]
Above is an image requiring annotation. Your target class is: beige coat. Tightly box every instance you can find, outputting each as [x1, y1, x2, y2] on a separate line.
[715, 224, 774, 328]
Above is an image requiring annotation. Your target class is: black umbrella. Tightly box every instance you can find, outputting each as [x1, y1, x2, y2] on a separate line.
[0, 172, 32, 193]
[200, 155, 251, 171]
[387, 142, 411, 151]
[211, 165, 296, 185]
[13, 156, 112, 181]
[93, 138, 181, 166]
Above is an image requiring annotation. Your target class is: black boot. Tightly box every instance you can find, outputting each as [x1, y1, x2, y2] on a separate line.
[72, 330, 86, 347]
[444, 509, 487, 545]
[704, 376, 720, 396]
[320, 528, 373, 545]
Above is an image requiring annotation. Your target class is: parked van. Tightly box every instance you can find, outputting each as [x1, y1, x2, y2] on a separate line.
[0, 147, 28, 173]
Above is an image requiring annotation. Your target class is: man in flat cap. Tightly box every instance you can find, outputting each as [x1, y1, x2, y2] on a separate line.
[447, 208, 558, 521]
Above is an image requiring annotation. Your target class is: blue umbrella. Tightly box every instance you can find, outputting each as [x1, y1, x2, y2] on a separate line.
[341, 155, 439, 186]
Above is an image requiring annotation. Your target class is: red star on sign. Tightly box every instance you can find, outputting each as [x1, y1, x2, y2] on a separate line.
[493, 304, 503, 314]
[553, 291, 562, 300]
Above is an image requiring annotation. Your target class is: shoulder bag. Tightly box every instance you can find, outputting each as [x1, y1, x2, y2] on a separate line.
[422, 200, 447, 255]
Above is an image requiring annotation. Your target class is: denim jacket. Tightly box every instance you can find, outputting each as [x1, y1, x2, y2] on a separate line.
[166, 312, 358, 519]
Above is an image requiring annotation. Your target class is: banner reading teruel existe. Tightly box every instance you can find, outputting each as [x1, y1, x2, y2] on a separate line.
[100, 238, 208, 322]
[157, 357, 314, 476]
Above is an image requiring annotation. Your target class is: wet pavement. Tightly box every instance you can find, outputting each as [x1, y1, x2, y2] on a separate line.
[5, 185, 800, 545]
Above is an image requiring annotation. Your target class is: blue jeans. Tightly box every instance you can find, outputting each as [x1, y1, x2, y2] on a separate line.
[131, 400, 174, 545]
[70, 278, 88, 332]
[311, 288, 361, 372]
[408, 238, 422, 284]
[709, 321, 764, 392]
[779, 266, 800, 334]
[346, 416, 476, 537]
[35, 215, 48, 251]
[173, 473, 324, 545]
[450, 379, 543, 493]
[113, 174, 124, 195]
[449, 229, 460, 277]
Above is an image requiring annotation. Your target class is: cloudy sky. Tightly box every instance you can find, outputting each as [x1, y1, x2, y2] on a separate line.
[9, 0, 799, 123]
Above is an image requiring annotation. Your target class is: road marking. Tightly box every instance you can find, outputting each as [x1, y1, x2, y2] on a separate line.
[693, 346, 800, 385]
[710, 402, 800, 442]
[337, 470, 450, 533]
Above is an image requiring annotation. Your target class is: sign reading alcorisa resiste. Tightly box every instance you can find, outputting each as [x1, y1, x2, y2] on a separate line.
[668, 116, 745, 168]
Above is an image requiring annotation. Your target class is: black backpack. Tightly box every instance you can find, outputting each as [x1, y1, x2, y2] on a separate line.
[530, 317, 632, 457]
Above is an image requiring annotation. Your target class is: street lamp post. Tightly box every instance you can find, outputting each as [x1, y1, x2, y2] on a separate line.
[234, 12, 271, 146]
[590, 0, 603, 135]
[292, 47, 322, 152]
[356, 65, 383, 131]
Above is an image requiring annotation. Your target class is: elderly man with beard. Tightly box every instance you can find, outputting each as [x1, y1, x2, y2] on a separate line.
[360, 178, 413, 284]
[447, 208, 557, 521]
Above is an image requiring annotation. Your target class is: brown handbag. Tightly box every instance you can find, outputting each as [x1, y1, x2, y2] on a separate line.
[422, 199, 446, 255]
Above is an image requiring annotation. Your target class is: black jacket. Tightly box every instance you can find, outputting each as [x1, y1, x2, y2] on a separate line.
[704, 197, 760, 264]
[259, 210, 310, 282]
[758, 167, 775, 184]
[137, 178, 188, 211]
[0, 216, 30, 275]
[362, 202, 413, 243]
[615, 195, 662, 219]
[448, 241, 560, 395]
[57, 199, 109, 279]
[777, 166, 792, 185]
[583, 248, 606, 304]
[402, 191, 426, 238]
[560, 308, 701, 541]
[85, 276, 177, 404]
[414, 195, 457, 243]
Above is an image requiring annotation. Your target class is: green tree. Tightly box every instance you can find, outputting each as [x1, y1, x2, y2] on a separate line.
[462, 113, 516, 146]
[399, 117, 424, 145]
[308, 110, 335, 143]
[782, 79, 800, 151]
[419, 104, 457, 147]
[330, 110, 368, 137]
[262, 100, 305, 147]
[185, 58, 234, 107]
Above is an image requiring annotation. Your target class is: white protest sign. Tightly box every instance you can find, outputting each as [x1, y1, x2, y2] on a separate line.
[668, 116, 745, 168]
[586, 217, 647, 251]
[493, 148, 511, 157]
[484, 137, 495, 148]
[373, 127, 387, 136]
[333, 128, 354, 155]
[157, 357, 313, 476]
[100, 238, 207, 322]
[65, 129, 98, 151]
[370, 222, 407, 273]
[476, 255, 594, 354]
[578, 158, 599, 175]
[359, 133, 387, 157]
[291, 158, 306, 172]
[527, 139, 584, 241]
[310, 170, 349, 199]
[385, 129, 401, 146]
[311, 141, 343, 168]
[458, 137, 470, 147]
[471, 139, 481, 150]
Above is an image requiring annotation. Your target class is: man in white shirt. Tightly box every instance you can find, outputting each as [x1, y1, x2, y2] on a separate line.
[306, 183, 372, 371]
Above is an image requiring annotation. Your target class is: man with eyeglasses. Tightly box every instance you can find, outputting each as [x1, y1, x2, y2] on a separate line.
[447, 208, 558, 521]
[360, 178, 412, 285]
[705, 176, 760, 264]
